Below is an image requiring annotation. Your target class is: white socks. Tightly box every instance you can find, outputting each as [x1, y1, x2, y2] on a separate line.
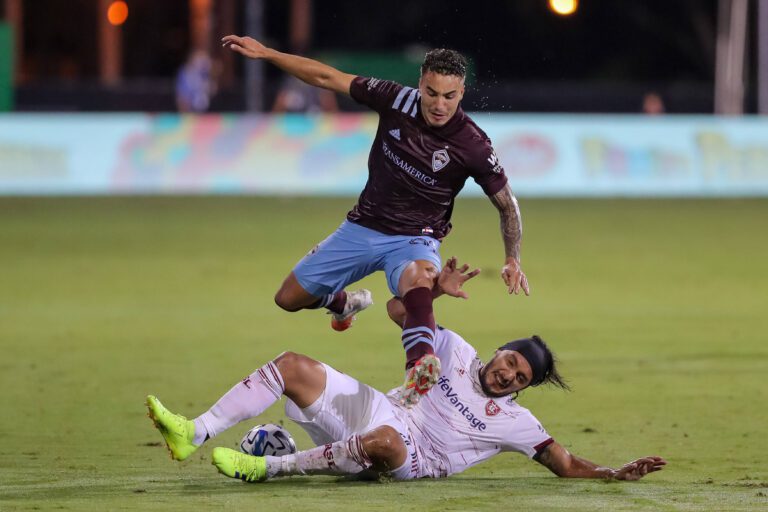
[265, 435, 373, 478]
[192, 361, 285, 445]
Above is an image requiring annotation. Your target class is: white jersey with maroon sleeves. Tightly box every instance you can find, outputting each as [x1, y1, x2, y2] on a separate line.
[389, 327, 553, 478]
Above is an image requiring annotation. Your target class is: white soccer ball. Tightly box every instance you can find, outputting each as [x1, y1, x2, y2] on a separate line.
[239, 423, 297, 457]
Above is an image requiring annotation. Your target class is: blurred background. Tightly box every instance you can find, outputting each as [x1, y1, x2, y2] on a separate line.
[0, 0, 766, 195]
[1, 0, 766, 113]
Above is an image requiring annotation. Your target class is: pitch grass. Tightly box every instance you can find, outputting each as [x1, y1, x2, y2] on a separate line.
[1, 196, 766, 511]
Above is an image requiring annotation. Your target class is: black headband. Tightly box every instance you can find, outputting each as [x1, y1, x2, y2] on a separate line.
[499, 338, 551, 387]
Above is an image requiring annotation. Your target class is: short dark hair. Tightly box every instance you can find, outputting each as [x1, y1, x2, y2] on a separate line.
[499, 335, 570, 391]
[421, 49, 467, 78]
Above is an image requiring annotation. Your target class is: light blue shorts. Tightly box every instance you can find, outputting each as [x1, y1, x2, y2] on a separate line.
[293, 221, 442, 297]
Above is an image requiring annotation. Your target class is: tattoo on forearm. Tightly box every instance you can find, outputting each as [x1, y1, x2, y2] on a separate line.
[490, 185, 522, 261]
[535, 444, 562, 475]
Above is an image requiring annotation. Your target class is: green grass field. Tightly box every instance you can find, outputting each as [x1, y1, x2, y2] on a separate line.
[1, 196, 766, 511]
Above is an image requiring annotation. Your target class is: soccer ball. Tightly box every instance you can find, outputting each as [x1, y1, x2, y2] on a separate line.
[239, 423, 297, 457]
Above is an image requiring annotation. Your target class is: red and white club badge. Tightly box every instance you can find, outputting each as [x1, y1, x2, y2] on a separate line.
[485, 400, 501, 416]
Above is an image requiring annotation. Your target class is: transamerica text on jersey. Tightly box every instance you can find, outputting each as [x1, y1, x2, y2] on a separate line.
[382, 141, 437, 187]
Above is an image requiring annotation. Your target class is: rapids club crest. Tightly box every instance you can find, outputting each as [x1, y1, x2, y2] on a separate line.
[485, 400, 501, 416]
[432, 149, 450, 172]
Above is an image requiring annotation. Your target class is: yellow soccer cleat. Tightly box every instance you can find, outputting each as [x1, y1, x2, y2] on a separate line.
[146, 395, 198, 461]
[212, 447, 268, 483]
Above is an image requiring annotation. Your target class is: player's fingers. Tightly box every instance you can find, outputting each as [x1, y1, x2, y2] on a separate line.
[467, 268, 481, 279]
[221, 35, 242, 46]
[510, 272, 522, 294]
[521, 275, 530, 295]
[458, 263, 469, 273]
[227, 44, 247, 55]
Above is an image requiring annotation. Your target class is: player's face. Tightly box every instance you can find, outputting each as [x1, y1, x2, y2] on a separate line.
[418, 71, 465, 127]
[479, 349, 533, 397]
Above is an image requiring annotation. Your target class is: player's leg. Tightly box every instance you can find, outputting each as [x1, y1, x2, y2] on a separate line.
[146, 351, 326, 461]
[397, 260, 440, 367]
[379, 236, 442, 366]
[273, 271, 345, 312]
[212, 426, 408, 482]
[378, 234, 442, 406]
[212, 364, 416, 482]
[274, 222, 374, 330]
[395, 260, 442, 406]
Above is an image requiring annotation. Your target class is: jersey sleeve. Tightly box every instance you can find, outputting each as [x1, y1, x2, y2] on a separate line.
[469, 142, 508, 197]
[500, 409, 554, 459]
[349, 76, 404, 113]
[433, 326, 475, 361]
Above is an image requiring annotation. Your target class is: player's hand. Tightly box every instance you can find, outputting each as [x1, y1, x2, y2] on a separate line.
[614, 456, 667, 481]
[501, 258, 529, 295]
[221, 35, 269, 60]
[437, 257, 480, 299]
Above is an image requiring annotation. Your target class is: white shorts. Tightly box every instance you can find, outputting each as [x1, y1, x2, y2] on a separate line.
[284, 363, 423, 480]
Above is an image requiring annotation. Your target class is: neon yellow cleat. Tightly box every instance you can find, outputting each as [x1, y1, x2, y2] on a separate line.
[146, 395, 198, 461]
[212, 447, 268, 483]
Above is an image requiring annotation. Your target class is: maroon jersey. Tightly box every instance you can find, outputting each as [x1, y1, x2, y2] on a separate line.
[347, 76, 508, 239]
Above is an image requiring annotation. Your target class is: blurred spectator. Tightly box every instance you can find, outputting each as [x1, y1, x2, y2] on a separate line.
[272, 75, 339, 113]
[176, 50, 217, 113]
[642, 91, 665, 115]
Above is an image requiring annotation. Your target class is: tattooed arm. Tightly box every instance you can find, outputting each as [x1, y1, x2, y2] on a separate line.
[534, 441, 667, 480]
[489, 183, 530, 295]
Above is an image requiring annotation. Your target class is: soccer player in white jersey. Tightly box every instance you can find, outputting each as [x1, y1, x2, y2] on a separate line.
[147, 260, 666, 483]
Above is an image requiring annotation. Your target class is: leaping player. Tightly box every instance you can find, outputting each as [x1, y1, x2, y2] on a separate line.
[223, 35, 529, 405]
[146, 260, 665, 483]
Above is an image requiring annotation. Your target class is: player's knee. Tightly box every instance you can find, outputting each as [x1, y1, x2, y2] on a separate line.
[398, 260, 439, 296]
[273, 351, 300, 374]
[274, 288, 301, 312]
[361, 426, 407, 470]
[273, 351, 326, 403]
[274, 351, 314, 376]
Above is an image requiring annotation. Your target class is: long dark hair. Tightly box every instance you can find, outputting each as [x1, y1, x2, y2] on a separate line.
[500, 335, 570, 391]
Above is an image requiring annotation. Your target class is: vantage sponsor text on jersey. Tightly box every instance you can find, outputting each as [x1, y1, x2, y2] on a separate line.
[437, 376, 487, 431]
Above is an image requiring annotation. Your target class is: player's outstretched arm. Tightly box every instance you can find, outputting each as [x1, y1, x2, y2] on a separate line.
[386, 257, 480, 328]
[535, 441, 667, 480]
[489, 183, 530, 296]
[221, 35, 356, 95]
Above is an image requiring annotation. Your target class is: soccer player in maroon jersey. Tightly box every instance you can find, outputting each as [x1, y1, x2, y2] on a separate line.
[223, 35, 529, 405]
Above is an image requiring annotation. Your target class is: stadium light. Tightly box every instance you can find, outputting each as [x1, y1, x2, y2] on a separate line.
[548, 0, 579, 16]
[107, 1, 129, 26]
